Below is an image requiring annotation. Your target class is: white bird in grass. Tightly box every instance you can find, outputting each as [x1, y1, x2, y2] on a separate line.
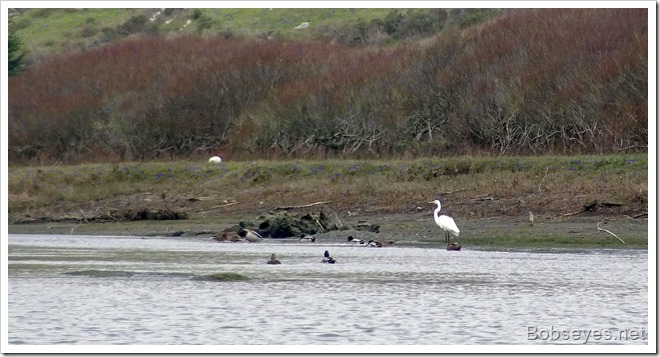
[429, 199, 460, 246]
[208, 156, 222, 164]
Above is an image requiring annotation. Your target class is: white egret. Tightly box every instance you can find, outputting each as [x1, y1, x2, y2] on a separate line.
[208, 156, 222, 164]
[429, 199, 460, 246]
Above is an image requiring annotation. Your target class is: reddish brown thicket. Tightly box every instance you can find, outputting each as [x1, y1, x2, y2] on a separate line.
[8, 9, 648, 163]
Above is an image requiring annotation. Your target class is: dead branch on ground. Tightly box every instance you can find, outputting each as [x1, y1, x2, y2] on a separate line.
[275, 201, 332, 210]
[326, 206, 343, 227]
[597, 221, 625, 244]
[195, 202, 238, 212]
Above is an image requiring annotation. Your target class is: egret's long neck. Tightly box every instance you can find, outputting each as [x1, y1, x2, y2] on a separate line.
[434, 203, 442, 218]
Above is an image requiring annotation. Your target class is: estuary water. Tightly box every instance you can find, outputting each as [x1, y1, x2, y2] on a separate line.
[7, 234, 648, 347]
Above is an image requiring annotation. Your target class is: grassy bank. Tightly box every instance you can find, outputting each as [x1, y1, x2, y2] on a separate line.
[8, 154, 648, 248]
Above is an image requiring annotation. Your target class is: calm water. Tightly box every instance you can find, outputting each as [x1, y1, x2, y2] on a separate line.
[7, 234, 648, 346]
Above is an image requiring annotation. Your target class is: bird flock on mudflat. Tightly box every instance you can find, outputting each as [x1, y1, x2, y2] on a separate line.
[209, 198, 466, 265]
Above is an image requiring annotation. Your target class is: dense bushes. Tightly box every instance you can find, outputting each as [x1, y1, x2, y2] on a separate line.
[8, 9, 648, 163]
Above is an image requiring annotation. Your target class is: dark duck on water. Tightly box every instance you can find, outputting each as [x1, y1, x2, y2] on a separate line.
[322, 250, 336, 264]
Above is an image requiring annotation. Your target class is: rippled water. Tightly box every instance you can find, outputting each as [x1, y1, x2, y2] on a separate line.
[7, 234, 648, 346]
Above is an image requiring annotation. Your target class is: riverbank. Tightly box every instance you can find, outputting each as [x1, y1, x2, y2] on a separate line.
[7, 155, 648, 248]
[8, 213, 648, 249]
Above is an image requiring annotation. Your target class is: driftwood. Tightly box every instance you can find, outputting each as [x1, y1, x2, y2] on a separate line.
[563, 210, 583, 217]
[70, 225, 81, 235]
[275, 201, 332, 210]
[326, 206, 343, 227]
[633, 211, 648, 218]
[564, 200, 625, 217]
[440, 188, 470, 195]
[196, 201, 238, 212]
[471, 193, 494, 202]
[597, 221, 626, 244]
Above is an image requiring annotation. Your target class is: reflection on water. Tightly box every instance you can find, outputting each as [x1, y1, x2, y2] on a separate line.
[8, 234, 648, 345]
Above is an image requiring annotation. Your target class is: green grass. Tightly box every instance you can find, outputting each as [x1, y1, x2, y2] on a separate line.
[9, 8, 398, 58]
[8, 154, 647, 223]
[10, 9, 141, 52]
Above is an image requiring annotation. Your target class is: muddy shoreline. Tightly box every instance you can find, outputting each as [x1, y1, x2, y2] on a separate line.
[8, 211, 648, 249]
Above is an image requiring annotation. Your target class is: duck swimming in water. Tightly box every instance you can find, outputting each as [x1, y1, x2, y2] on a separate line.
[267, 253, 281, 264]
[322, 250, 336, 264]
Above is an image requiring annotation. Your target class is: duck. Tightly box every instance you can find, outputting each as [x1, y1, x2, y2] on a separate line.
[366, 239, 382, 247]
[346, 236, 366, 245]
[300, 234, 316, 242]
[322, 250, 336, 264]
[267, 253, 281, 265]
[238, 228, 263, 243]
[446, 242, 462, 251]
[211, 232, 242, 242]
[365, 239, 396, 247]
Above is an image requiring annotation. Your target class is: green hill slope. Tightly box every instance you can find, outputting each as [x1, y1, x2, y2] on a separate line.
[9, 7, 499, 63]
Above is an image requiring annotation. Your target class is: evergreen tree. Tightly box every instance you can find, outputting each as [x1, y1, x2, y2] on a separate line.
[8, 32, 26, 75]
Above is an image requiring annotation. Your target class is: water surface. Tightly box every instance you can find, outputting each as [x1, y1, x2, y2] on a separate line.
[8, 234, 648, 345]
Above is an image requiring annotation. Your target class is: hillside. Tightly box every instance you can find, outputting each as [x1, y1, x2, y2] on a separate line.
[8, 8, 647, 164]
[8, 8, 498, 63]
